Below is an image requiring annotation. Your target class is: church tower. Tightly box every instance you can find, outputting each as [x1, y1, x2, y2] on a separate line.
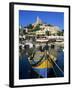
[35, 16, 43, 25]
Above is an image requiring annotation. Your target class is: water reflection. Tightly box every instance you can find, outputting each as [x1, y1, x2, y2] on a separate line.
[19, 43, 64, 79]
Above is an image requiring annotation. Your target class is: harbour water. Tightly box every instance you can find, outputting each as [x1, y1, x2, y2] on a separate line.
[19, 45, 64, 79]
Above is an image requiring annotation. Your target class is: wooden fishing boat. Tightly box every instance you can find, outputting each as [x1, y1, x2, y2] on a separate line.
[29, 50, 64, 78]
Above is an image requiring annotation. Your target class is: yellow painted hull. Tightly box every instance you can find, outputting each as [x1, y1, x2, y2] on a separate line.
[32, 59, 54, 69]
[32, 51, 57, 69]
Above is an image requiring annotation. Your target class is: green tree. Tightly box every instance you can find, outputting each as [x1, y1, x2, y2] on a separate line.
[27, 24, 33, 29]
[45, 30, 50, 36]
[57, 31, 64, 36]
[32, 24, 40, 32]
[47, 24, 53, 27]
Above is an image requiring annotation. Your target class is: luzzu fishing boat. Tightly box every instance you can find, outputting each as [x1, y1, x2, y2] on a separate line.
[29, 50, 64, 78]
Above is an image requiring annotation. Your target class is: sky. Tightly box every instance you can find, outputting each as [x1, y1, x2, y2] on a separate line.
[19, 10, 64, 30]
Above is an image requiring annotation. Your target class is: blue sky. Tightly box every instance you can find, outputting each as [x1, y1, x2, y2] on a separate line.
[19, 10, 64, 30]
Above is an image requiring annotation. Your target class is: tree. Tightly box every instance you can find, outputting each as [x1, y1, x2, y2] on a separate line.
[57, 31, 64, 36]
[45, 30, 50, 36]
[22, 29, 26, 34]
[27, 24, 33, 29]
[47, 24, 53, 27]
[32, 24, 40, 32]
[62, 29, 64, 36]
